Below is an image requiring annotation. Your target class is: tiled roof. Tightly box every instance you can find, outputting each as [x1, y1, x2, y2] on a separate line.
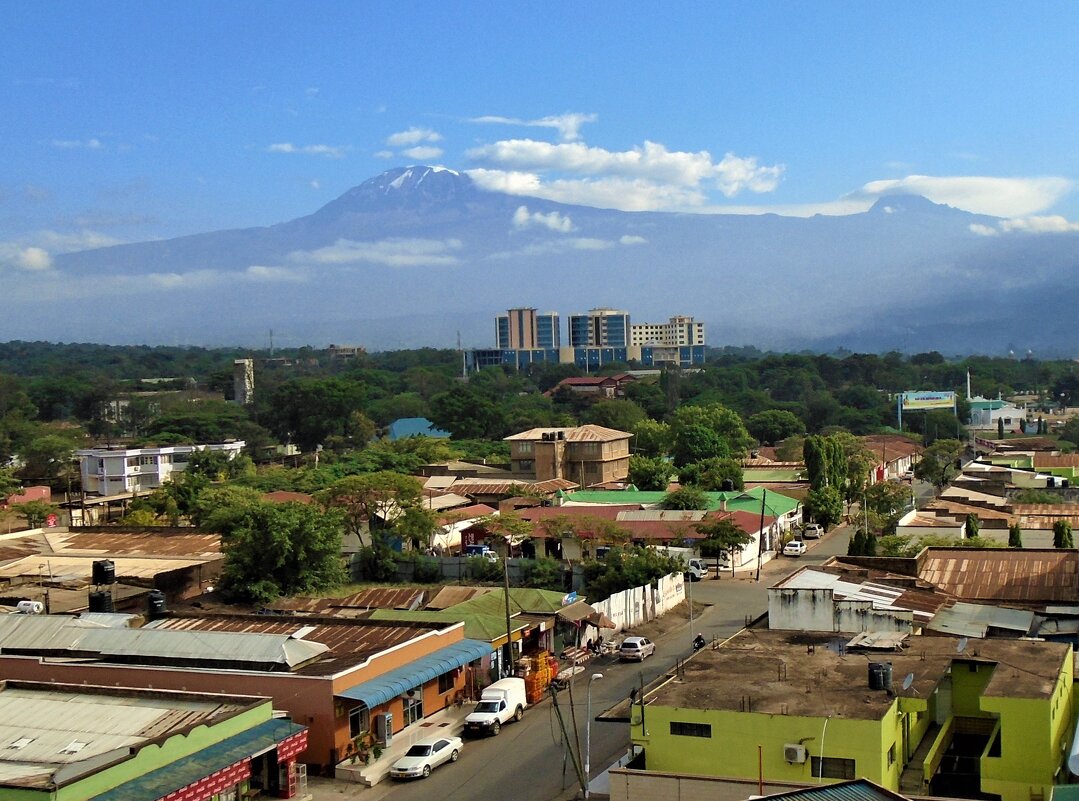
[450, 478, 578, 496]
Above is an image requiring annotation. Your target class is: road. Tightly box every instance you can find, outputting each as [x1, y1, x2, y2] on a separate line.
[311, 525, 853, 801]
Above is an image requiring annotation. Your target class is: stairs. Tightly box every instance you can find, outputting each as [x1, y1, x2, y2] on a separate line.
[899, 722, 942, 795]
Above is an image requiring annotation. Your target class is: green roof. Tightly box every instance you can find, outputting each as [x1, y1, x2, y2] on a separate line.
[743, 468, 805, 482]
[368, 608, 527, 642]
[564, 486, 800, 518]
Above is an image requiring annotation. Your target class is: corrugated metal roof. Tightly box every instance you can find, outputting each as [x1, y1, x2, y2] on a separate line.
[503, 424, 631, 442]
[450, 478, 578, 496]
[424, 586, 493, 610]
[757, 778, 910, 801]
[272, 587, 427, 614]
[926, 601, 1036, 638]
[920, 548, 1079, 603]
[774, 567, 949, 622]
[335, 639, 491, 707]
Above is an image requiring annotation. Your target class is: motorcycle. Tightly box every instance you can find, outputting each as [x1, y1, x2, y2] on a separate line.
[692, 635, 707, 652]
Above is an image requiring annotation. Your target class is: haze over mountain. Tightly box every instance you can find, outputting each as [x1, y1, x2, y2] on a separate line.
[9, 166, 1079, 356]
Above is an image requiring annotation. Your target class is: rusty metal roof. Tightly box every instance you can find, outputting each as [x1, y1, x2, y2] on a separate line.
[919, 548, 1079, 603]
[148, 614, 451, 676]
[47, 530, 221, 558]
[273, 587, 427, 614]
[449, 478, 578, 497]
[424, 586, 494, 610]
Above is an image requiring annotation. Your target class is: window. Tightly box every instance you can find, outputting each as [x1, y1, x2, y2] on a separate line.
[517, 460, 534, 472]
[438, 671, 455, 694]
[887, 743, 896, 766]
[670, 721, 711, 738]
[403, 693, 423, 727]
[810, 757, 856, 779]
[348, 705, 369, 738]
[517, 441, 533, 455]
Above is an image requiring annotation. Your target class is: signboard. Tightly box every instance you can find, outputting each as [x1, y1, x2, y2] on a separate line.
[561, 591, 578, 606]
[900, 391, 956, 411]
[44, 514, 59, 528]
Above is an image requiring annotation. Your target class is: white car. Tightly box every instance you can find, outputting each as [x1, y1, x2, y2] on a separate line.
[783, 540, 808, 557]
[619, 636, 656, 661]
[802, 523, 824, 539]
[389, 735, 462, 780]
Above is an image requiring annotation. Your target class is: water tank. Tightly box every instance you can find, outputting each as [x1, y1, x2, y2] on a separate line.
[88, 590, 114, 613]
[868, 661, 894, 691]
[16, 600, 44, 615]
[92, 559, 116, 585]
[147, 589, 168, 618]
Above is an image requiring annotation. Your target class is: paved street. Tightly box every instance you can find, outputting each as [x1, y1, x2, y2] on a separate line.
[308, 525, 853, 801]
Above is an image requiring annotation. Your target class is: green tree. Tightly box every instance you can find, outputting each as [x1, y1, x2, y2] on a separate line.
[263, 377, 367, 451]
[746, 410, 804, 445]
[18, 432, 80, 486]
[394, 506, 438, 551]
[964, 513, 980, 539]
[696, 517, 753, 576]
[914, 439, 963, 489]
[678, 458, 744, 491]
[670, 403, 754, 464]
[631, 419, 671, 458]
[805, 486, 843, 529]
[848, 530, 867, 556]
[775, 435, 805, 462]
[670, 423, 727, 467]
[1053, 519, 1074, 549]
[998, 417, 1005, 439]
[864, 531, 878, 556]
[1008, 523, 1023, 548]
[581, 546, 682, 602]
[318, 472, 424, 547]
[659, 486, 710, 510]
[863, 480, 912, 533]
[212, 498, 346, 603]
[429, 386, 507, 439]
[584, 399, 646, 432]
[627, 455, 672, 491]
[0, 467, 20, 500]
[15, 499, 58, 528]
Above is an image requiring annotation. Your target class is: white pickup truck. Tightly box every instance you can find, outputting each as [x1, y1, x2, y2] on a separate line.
[463, 677, 527, 736]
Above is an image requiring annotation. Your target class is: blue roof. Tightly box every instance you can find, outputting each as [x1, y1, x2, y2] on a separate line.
[90, 718, 304, 801]
[336, 639, 491, 707]
[757, 779, 908, 801]
[386, 417, 452, 441]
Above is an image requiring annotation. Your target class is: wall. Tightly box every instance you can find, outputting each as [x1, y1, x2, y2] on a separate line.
[950, 661, 997, 718]
[609, 769, 809, 801]
[591, 572, 683, 633]
[768, 588, 915, 635]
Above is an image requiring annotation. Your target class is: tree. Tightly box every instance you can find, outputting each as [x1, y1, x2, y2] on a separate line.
[670, 403, 754, 464]
[627, 455, 672, 491]
[0, 467, 20, 500]
[1008, 523, 1023, 548]
[964, 513, 980, 539]
[659, 486, 709, 511]
[1053, 519, 1074, 549]
[804, 486, 843, 529]
[914, 439, 963, 489]
[863, 480, 912, 533]
[318, 472, 424, 547]
[16, 499, 58, 529]
[848, 530, 867, 556]
[864, 530, 878, 556]
[584, 399, 646, 432]
[746, 410, 804, 445]
[429, 386, 507, 439]
[678, 458, 744, 491]
[212, 498, 346, 604]
[670, 423, 727, 467]
[775, 435, 805, 462]
[631, 419, 671, 458]
[696, 517, 753, 576]
[998, 417, 1005, 439]
[262, 377, 367, 451]
[581, 546, 683, 602]
[18, 433, 80, 486]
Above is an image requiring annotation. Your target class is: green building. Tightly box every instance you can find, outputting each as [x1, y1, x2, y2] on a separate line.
[0, 681, 306, 801]
[630, 631, 1074, 801]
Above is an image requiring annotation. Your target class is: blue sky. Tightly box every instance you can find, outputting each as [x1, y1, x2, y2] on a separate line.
[3, 2, 1079, 269]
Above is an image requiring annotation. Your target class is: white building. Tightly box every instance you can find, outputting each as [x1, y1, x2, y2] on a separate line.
[629, 315, 705, 347]
[76, 442, 246, 496]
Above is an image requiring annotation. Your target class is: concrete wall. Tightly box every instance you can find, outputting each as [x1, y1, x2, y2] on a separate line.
[768, 588, 915, 634]
[609, 769, 808, 801]
[591, 572, 684, 633]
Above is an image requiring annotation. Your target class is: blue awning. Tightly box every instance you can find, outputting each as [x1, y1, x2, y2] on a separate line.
[336, 638, 492, 708]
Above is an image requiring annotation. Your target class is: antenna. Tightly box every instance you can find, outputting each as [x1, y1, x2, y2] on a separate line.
[957, 637, 969, 654]
[902, 673, 914, 691]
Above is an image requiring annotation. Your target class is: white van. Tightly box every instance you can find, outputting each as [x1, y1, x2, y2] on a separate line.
[463, 677, 527, 736]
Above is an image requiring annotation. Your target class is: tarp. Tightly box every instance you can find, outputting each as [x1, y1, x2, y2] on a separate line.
[335, 639, 491, 708]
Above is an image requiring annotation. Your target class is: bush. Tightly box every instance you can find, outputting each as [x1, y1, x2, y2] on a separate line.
[352, 546, 398, 582]
[520, 557, 565, 590]
[468, 556, 504, 583]
[410, 554, 442, 584]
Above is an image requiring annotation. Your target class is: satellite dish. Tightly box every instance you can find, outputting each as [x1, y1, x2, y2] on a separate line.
[957, 637, 969, 654]
[902, 673, 914, 691]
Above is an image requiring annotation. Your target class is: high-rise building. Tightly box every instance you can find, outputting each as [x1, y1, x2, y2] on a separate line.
[630, 314, 706, 346]
[568, 307, 630, 348]
[496, 308, 561, 349]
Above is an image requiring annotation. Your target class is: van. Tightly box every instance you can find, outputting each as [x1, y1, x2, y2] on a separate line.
[463, 544, 498, 561]
[463, 677, 527, 736]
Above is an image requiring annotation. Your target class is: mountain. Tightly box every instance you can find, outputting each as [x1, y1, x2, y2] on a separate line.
[10, 165, 1079, 355]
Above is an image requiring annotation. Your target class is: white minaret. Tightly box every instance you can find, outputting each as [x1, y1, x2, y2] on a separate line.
[966, 370, 972, 400]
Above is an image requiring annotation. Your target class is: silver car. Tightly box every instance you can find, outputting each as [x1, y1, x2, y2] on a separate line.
[619, 636, 656, 661]
[389, 735, 462, 780]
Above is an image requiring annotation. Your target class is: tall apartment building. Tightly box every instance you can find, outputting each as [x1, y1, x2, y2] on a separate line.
[630, 315, 706, 346]
[568, 308, 630, 348]
[76, 441, 246, 496]
[496, 308, 561, 349]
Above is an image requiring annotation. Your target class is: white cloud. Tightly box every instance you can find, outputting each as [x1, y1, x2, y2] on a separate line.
[266, 142, 347, 158]
[0, 228, 124, 272]
[998, 215, 1079, 233]
[969, 223, 999, 237]
[15, 247, 52, 270]
[386, 127, 443, 147]
[401, 145, 444, 160]
[855, 175, 1072, 217]
[305, 87, 320, 97]
[51, 138, 102, 150]
[620, 235, 647, 245]
[512, 205, 575, 233]
[571, 237, 614, 250]
[469, 168, 708, 211]
[374, 150, 394, 159]
[288, 238, 462, 267]
[245, 265, 306, 281]
[470, 113, 597, 142]
[488, 236, 620, 260]
[310, 179, 321, 190]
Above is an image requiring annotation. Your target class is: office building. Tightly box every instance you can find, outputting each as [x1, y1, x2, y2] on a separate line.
[496, 308, 560, 350]
[630, 315, 706, 346]
[568, 308, 630, 348]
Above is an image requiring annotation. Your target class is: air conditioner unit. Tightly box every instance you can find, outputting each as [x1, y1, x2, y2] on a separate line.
[783, 744, 807, 764]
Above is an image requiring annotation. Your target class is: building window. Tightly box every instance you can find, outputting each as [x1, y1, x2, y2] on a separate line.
[887, 743, 896, 766]
[669, 721, 711, 738]
[403, 693, 423, 727]
[349, 705, 369, 738]
[518, 460, 534, 472]
[517, 442, 533, 455]
[810, 757, 856, 779]
[438, 672, 455, 694]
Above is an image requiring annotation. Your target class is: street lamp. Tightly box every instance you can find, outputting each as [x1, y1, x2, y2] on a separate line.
[585, 672, 603, 800]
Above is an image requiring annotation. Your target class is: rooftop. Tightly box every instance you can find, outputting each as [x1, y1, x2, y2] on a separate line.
[504, 424, 632, 442]
[918, 547, 1079, 603]
[562, 486, 801, 517]
[0, 681, 258, 789]
[772, 566, 952, 623]
[645, 629, 1068, 718]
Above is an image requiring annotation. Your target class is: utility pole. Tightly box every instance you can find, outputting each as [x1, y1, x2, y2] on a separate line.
[548, 685, 586, 795]
[755, 488, 767, 582]
[503, 556, 513, 677]
[585, 673, 603, 800]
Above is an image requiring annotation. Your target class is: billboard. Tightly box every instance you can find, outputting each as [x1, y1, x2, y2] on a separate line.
[900, 391, 956, 411]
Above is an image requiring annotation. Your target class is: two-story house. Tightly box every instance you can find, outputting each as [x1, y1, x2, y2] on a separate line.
[504, 425, 632, 486]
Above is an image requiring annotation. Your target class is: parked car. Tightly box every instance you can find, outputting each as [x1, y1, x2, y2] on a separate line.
[463, 677, 527, 736]
[783, 540, 808, 557]
[902, 468, 915, 481]
[619, 636, 656, 661]
[389, 735, 462, 780]
[463, 544, 498, 561]
[802, 523, 824, 539]
[684, 557, 708, 581]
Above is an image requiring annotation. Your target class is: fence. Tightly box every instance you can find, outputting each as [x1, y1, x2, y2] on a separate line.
[591, 572, 685, 633]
